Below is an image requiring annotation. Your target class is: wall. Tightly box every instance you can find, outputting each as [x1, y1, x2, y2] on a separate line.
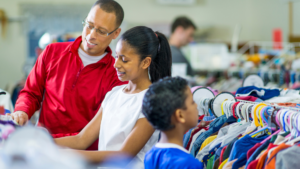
[0, 0, 299, 89]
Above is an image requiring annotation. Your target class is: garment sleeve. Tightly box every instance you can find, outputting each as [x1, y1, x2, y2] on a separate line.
[14, 45, 50, 119]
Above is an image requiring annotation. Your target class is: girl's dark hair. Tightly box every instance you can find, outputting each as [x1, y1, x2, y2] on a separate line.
[119, 26, 172, 83]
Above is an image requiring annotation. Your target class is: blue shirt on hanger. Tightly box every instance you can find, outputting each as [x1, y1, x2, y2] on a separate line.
[229, 134, 269, 169]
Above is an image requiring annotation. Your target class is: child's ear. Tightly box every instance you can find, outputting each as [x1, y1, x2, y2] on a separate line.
[141, 57, 152, 70]
[174, 109, 185, 124]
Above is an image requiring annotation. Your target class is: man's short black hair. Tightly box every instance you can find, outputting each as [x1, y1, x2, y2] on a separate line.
[142, 77, 188, 131]
[92, 0, 124, 27]
[171, 16, 196, 33]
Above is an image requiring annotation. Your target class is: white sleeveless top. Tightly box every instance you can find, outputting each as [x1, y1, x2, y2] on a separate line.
[99, 85, 159, 168]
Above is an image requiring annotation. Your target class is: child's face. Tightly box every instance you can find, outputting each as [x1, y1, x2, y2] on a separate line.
[114, 40, 149, 82]
[183, 87, 199, 129]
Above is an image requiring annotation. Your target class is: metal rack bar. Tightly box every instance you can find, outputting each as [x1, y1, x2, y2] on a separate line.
[236, 99, 300, 112]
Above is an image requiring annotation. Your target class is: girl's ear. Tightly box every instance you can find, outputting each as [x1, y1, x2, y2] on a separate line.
[141, 57, 152, 70]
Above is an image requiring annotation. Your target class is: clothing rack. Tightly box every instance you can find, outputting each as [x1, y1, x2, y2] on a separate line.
[236, 99, 300, 112]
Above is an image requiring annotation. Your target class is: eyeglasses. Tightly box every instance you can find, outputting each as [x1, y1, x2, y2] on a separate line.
[82, 20, 118, 37]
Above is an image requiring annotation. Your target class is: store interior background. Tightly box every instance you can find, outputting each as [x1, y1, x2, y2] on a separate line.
[1, 0, 300, 90]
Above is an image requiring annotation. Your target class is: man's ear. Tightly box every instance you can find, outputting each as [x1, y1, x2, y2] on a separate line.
[113, 28, 121, 39]
[175, 26, 184, 34]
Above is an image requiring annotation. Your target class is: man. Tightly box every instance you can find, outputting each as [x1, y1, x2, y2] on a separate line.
[169, 16, 196, 76]
[12, 0, 126, 150]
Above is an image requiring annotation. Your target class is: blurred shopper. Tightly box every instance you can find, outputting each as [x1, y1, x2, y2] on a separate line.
[169, 16, 196, 76]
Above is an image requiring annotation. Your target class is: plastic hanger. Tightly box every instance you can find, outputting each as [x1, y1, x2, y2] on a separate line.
[287, 112, 300, 145]
[270, 108, 280, 130]
[232, 102, 240, 119]
[236, 103, 244, 120]
[260, 108, 282, 144]
[246, 104, 253, 122]
[258, 105, 267, 127]
[253, 103, 267, 127]
[227, 101, 234, 118]
[250, 104, 274, 137]
[241, 104, 248, 121]
[278, 109, 293, 144]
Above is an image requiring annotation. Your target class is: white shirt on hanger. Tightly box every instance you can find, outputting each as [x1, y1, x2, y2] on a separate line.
[78, 47, 107, 67]
[99, 85, 159, 169]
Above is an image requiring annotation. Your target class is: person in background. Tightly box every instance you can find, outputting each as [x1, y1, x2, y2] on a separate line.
[142, 76, 204, 169]
[55, 26, 172, 168]
[169, 16, 197, 76]
[11, 0, 126, 150]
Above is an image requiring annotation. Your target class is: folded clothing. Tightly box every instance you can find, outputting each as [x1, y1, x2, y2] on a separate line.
[236, 86, 280, 100]
[236, 96, 262, 102]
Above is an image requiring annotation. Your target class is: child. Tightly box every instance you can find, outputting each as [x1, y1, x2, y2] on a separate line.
[55, 25, 172, 169]
[142, 77, 204, 169]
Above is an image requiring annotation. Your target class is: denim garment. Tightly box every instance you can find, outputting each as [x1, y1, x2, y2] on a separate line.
[190, 115, 227, 157]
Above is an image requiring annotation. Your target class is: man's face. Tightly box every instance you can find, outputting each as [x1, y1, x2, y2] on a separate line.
[179, 26, 195, 47]
[81, 6, 121, 56]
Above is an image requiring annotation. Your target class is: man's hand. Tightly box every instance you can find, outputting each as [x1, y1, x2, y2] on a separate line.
[11, 111, 28, 125]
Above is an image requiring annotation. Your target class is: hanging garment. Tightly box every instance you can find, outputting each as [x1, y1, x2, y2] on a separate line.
[190, 115, 228, 157]
[200, 135, 218, 151]
[228, 135, 269, 169]
[186, 121, 210, 150]
[189, 129, 207, 152]
[264, 143, 291, 169]
[207, 155, 215, 169]
[255, 143, 277, 169]
[196, 125, 230, 162]
[275, 146, 300, 169]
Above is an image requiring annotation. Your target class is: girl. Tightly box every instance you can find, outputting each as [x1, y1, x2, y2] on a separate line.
[55, 26, 172, 168]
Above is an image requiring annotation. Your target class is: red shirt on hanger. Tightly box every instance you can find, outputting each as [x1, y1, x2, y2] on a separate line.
[15, 36, 126, 149]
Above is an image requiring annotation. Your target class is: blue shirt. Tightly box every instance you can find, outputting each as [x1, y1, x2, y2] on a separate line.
[145, 143, 204, 169]
[229, 134, 269, 169]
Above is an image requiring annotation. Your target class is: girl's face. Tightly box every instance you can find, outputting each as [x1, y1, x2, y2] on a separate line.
[114, 40, 150, 82]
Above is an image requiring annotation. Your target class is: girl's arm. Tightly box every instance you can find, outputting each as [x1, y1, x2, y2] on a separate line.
[74, 118, 155, 163]
[54, 107, 103, 150]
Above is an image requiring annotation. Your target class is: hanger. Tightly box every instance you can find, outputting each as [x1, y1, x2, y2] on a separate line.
[241, 104, 248, 121]
[232, 102, 240, 119]
[236, 102, 244, 120]
[270, 108, 280, 130]
[278, 109, 294, 144]
[246, 104, 253, 122]
[226, 101, 234, 118]
[286, 112, 300, 145]
[258, 105, 267, 127]
[260, 108, 283, 144]
[250, 104, 275, 137]
[253, 103, 267, 127]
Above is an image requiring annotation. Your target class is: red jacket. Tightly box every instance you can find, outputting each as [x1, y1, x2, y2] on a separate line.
[15, 36, 126, 149]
